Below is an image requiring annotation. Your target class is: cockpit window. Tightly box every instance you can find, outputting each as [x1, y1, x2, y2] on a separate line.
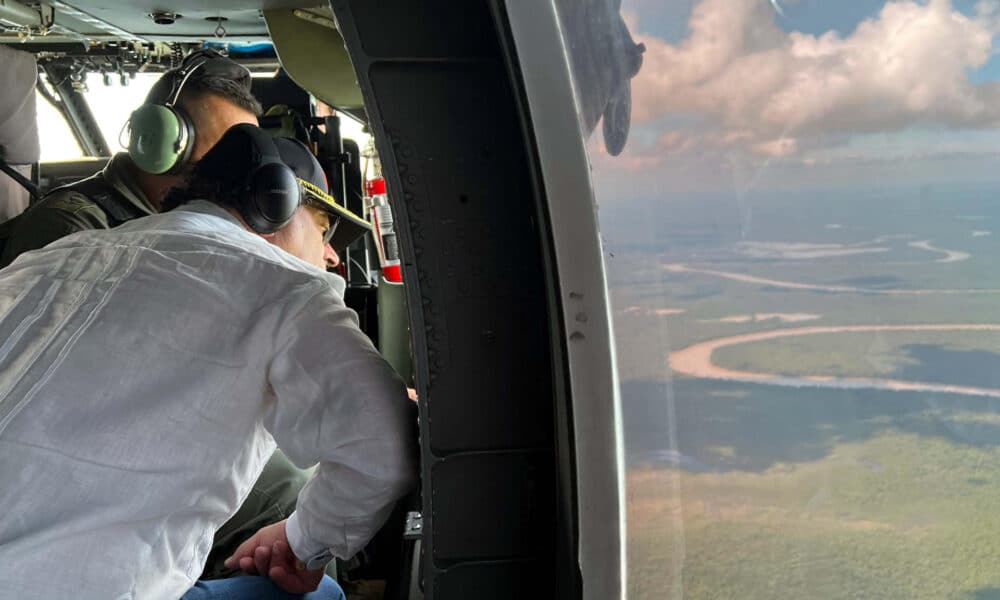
[37, 72, 370, 165]
[560, 1, 1000, 597]
[37, 72, 159, 161]
[35, 89, 82, 162]
[84, 72, 159, 155]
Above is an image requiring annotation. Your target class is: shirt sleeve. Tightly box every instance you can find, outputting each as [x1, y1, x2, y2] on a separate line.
[264, 283, 417, 565]
[0, 191, 109, 268]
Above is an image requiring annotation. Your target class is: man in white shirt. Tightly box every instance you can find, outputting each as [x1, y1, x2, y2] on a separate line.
[0, 124, 416, 599]
[193, 135, 370, 585]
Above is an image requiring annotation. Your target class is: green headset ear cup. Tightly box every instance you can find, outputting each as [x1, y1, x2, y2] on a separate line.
[128, 103, 194, 175]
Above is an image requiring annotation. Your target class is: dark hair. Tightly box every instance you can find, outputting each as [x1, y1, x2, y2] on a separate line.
[159, 185, 190, 212]
[176, 76, 263, 117]
[161, 123, 266, 212]
[160, 167, 241, 213]
[161, 181, 210, 213]
[144, 58, 262, 117]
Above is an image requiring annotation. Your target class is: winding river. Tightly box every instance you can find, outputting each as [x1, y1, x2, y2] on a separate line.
[669, 324, 1000, 398]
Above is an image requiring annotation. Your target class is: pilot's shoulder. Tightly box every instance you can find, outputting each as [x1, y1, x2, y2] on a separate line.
[24, 187, 111, 230]
[39, 187, 110, 219]
[1, 187, 112, 266]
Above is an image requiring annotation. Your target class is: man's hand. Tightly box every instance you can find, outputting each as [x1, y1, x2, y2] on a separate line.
[407, 388, 418, 403]
[223, 519, 326, 594]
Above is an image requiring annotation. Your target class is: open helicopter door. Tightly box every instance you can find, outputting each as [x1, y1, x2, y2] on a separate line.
[328, 1, 627, 598]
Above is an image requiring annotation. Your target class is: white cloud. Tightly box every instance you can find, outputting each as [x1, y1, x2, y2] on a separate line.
[976, 0, 1000, 18]
[629, 0, 1000, 156]
[753, 137, 798, 157]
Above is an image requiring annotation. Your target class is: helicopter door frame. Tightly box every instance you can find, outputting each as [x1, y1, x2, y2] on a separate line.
[500, 2, 626, 598]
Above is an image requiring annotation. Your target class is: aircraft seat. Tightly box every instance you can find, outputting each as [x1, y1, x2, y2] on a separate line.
[0, 44, 40, 223]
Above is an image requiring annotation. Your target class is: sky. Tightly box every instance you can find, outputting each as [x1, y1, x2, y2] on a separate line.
[589, 0, 1000, 199]
[36, 5, 1000, 202]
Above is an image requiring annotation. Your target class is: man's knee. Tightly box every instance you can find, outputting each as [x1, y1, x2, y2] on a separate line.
[183, 574, 345, 600]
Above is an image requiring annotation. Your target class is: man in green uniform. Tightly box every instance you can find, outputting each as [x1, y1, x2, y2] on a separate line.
[0, 48, 260, 267]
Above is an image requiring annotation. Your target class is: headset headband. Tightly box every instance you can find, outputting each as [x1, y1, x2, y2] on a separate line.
[166, 59, 208, 107]
[163, 49, 252, 107]
[241, 124, 284, 171]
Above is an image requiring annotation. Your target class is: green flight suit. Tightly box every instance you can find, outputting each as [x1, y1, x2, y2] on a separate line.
[0, 153, 311, 579]
[0, 154, 153, 268]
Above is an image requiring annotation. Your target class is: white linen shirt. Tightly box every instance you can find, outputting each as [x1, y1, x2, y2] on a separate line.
[0, 201, 415, 599]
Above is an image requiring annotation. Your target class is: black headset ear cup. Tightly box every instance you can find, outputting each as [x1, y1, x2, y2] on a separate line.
[228, 125, 301, 234]
[244, 162, 300, 234]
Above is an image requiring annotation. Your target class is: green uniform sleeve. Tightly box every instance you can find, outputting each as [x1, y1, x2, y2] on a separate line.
[0, 191, 109, 268]
[200, 450, 314, 580]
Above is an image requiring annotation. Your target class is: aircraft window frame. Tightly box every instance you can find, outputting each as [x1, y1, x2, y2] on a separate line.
[503, 2, 627, 598]
[36, 72, 161, 162]
[81, 72, 159, 156]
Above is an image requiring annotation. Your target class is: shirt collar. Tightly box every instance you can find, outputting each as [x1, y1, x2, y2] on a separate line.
[170, 200, 348, 296]
[175, 199, 246, 228]
[101, 153, 158, 216]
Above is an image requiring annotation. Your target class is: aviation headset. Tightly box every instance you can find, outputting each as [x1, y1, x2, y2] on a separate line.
[126, 49, 249, 175]
[197, 123, 302, 234]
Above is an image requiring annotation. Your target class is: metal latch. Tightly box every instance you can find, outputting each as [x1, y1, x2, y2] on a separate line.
[403, 511, 422, 540]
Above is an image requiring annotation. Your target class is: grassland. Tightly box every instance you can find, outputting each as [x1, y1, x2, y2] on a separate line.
[607, 186, 1000, 598]
[628, 431, 1000, 599]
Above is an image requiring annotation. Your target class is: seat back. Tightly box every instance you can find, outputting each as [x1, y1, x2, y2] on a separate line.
[0, 45, 39, 223]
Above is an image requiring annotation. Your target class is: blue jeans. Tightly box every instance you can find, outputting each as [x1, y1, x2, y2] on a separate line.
[182, 575, 345, 600]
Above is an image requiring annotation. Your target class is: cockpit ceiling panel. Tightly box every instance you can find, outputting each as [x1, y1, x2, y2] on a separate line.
[35, 1, 324, 41]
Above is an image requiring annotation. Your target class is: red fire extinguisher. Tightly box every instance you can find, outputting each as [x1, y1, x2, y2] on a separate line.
[366, 177, 403, 283]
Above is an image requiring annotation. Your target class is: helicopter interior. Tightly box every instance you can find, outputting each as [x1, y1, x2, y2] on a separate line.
[0, 1, 635, 599]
